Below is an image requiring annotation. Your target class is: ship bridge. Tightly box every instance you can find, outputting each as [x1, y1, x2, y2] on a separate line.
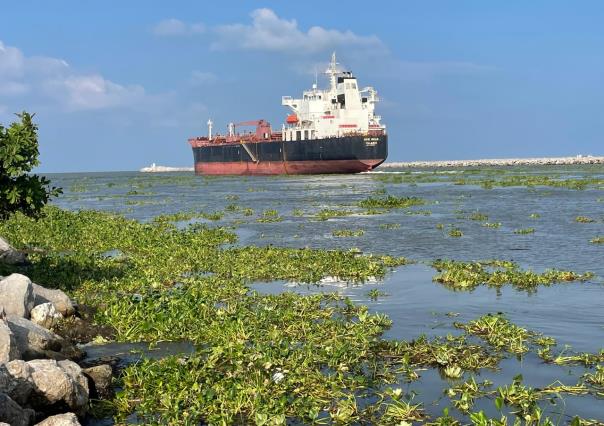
[281, 53, 385, 142]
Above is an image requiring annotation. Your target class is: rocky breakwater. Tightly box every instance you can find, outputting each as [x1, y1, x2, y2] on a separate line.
[382, 155, 604, 168]
[0, 237, 113, 426]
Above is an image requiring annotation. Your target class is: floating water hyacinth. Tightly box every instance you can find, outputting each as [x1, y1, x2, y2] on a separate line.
[357, 194, 426, 209]
[432, 259, 593, 292]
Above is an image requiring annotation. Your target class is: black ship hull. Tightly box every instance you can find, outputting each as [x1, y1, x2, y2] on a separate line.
[191, 134, 387, 175]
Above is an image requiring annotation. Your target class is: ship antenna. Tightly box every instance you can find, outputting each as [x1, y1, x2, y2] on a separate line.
[327, 52, 339, 92]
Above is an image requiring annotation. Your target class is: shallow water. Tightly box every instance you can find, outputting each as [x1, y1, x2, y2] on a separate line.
[48, 165, 604, 421]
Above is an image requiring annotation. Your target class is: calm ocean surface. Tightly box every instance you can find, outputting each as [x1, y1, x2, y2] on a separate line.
[49, 166, 604, 421]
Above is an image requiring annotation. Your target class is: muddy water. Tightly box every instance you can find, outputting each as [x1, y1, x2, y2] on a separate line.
[49, 165, 604, 421]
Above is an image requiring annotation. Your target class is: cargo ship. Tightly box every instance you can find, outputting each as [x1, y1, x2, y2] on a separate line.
[188, 54, 387, 175]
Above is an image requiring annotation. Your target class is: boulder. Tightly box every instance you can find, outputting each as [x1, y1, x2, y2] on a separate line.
[26, 359, 89, 416]
[0, 273, 35, 318]
[0, 236, 28, 265]
[7, 315, 82, 361]
[31, 302, 63, 329]
[1, 361, 33, 405]
[33, 283, 75, 317]
[35, 413, 81, 426]
[83, 364, 113, 399]
[0, 393, 35, 426]
[0, 315, 21, 363]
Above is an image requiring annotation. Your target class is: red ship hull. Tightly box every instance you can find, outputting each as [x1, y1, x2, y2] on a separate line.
[194, 159, 384, 175]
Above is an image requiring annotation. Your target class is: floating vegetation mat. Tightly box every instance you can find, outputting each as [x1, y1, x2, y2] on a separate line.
[358, 194, 426, 209]
[1, 207, 602, 424]
[431, 259, 593, 292]
[372, 170, 604, 190]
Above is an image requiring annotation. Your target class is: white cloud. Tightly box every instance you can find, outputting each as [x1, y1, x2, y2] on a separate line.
[47, 75, 146, 111]
[0, 81, 29, 96]
[153, 18, 205, 36]
[190, 70, 217, 85]
[213, 9, 384, 53]
[0, 41, 25, 78]
[0, 39, 147, 112]
[153, 9, 384, 54]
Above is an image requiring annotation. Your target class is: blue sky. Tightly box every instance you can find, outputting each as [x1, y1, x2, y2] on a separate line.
[1, 1, 603, 172]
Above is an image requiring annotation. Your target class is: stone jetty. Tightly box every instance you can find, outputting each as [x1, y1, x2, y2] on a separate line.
[381, 155, 604, 169]
[0, 237, 112, 426]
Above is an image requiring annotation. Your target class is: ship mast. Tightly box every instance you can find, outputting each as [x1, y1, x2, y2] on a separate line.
[326, 52, 338, 92]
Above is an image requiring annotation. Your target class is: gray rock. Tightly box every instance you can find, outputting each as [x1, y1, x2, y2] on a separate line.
[7, 315, 82, 361]
[83, 364, 113, 399]
[0, 274, 35, 318]
[27, 359, 89, 416]
[30, 302, 63, 329]
[0, 316, 21, 363]
[0, 236, 28, 265]
[0, 393, 35, 426]
[1, 360, 34, 405]
[35, 413, 81, 426]
[33, 283, 75, 317]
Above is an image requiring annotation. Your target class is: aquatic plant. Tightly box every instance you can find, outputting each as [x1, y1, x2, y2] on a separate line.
[446, 377, 492, 413]
[379, 223, 401, 230]
[315, 208, 353, 221]
[482, 222, 501, 228]
[366, 288, 387, 300]
[406, 209, 432, 216]
[0, 206, 425, 424]
[550, 349, 604, 367]
[455, 314, 532, 354]
[377, 334, 501, 373]
[575, 216, 596, 223]
[332, 229, 365, 237]
[257, 209, 283, 223]
[496, 375, 541, 419]
[529, 213, 541, 219]
[469, 212, 488, 221]
[513, 228, 535, 234]
[590, 236, 604, 244]
[358, 195, 426, 209]
[448, 227, 463, 237]
[583, 365, 604, 389]
[432, 259, 593, 292]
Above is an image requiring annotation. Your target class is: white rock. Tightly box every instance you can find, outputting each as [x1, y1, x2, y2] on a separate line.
[0, 393, 35, 426]
[0, 316, 21, 363]
[35, 412, 81, 426]
[7, 315, 81, 360]
[33, 283, 75, 316]
[27, 359, 89, 415]
[0, 274, 35, 318]
[0, 236, 27, 265]
[31, 302, 63, 329]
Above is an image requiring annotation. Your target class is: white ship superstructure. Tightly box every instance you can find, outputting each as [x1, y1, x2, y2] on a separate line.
[281, 53, 386, 141]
